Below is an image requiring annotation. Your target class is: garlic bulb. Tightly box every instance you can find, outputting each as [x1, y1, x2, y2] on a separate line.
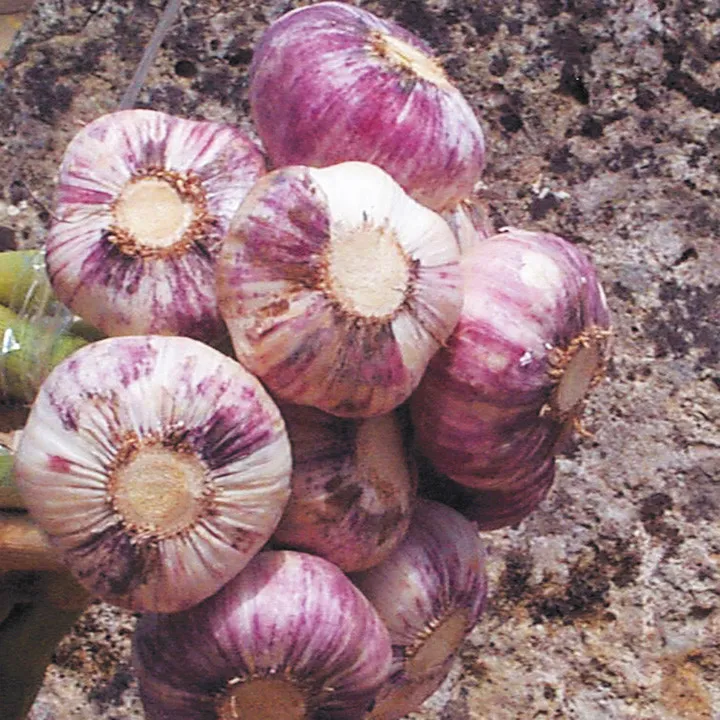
[46, 109, 266, 345]
[133, 550, 393, 720]
[273, 404, 415, 572]
[419, 451, 556, 531]
[216, 161, 463, 418]
[248, 2, 485, 212]
[411, 228, 611, 486]
[12, 335, 291, 612]
[351, 499, 488, 720]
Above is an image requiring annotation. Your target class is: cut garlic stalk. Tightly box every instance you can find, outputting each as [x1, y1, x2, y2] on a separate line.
[249, 2, 486, 212]
[45, 109, 266, 345]
[12, 336, 292, 612]
[133, 550, 392, 720]
[217, 161, 462, 418]
[411, 228, 611, 485]
[273, 405, 415, 572]
[351, 499, 488, 720]
[442, 197, 495, 255]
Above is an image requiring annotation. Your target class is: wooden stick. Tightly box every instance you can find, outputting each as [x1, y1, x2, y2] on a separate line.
[0, 513, 63, 572]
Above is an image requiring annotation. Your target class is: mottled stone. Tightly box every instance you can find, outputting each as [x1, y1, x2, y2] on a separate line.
[0, 0, 717, 718]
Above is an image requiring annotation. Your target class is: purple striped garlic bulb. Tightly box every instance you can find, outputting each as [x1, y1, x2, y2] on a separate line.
[216, 161, 463, 418]
[419, 451, 556, 531]
[133, 550, 393, 720]
[12, 335, 291, 612]
[411, 228, 611, 487]
[248, 2, 486, 212]
[45, 109, 266, 345]
[351, 499, 488, 720]
[273, 404, 416, 572]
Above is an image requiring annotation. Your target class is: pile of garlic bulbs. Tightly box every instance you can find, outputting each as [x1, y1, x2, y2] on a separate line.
[6, 3, 612, 719]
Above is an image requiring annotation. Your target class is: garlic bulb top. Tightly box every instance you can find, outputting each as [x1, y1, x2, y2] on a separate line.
[13, 335, 292, 612]
[133, 550, 393, 720]
[351, 499, 488, 720]
[451, 228, 610, 411]
[249, 2, 486, 212]
[46, 109, 266, 345]
[217, 160, 463, 418]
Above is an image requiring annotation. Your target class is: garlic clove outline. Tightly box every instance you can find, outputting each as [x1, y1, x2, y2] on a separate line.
[411, 227, 611, 482]
[46, 109, 266, 345]
[133, 550, 393, 720]
[248, 2, 486, 213]
[216, 160, 463, 418]
[272, 404, 416, 572]
[12, 335, 292, 613]
[350, 499, 488, 720]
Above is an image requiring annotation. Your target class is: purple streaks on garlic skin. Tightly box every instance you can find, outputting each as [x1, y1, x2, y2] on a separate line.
[68, 521, 163, 600]
[440, 231, 605, 408]
[217, 161, 462, 418]
[46, 109, 266, 345]
[75, 233, 221, 341]
[414, 403, 557, 487]
[133, 551, 392, 720]
[351, 499, 488, 720]
[419, 451, 556, 531]
[273, 405, 415, 572]
[13, 336, 292, 613]
[462, 460, 555, 531]
[249, 2, 485, 212]
[411, 228, 611, 486]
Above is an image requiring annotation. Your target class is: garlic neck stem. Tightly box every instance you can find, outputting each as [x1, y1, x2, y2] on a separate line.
[368, 30, 451, 89]
[322, 223, 412, 320]
[0, 250, 44, 308]
[110, 443, 210, 538]
[548, 327, 610, 419]
[405, 608, 469, 678]
[118, 0, 184, 110]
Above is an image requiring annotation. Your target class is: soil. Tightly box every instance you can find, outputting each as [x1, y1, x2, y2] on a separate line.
[0, 1, 718, 718]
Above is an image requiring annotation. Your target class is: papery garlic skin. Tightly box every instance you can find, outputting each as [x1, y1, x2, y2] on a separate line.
[351, 499, 488, 720]
[273, 405, 415, 572]
[461, 458, 555, 530]
[133, 550, 392, 720]
[13, 336, 291, 612]
[217, 161, 462, 418]
[411, 228, 611, 486]
[249, 2, 485, 212]
[46, 109, 266, 345]
[442, 197, 495, 255]
[419, 451, 556, 531]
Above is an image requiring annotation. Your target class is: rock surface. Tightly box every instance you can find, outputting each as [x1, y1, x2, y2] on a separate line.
[0, 0, 718, 718]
